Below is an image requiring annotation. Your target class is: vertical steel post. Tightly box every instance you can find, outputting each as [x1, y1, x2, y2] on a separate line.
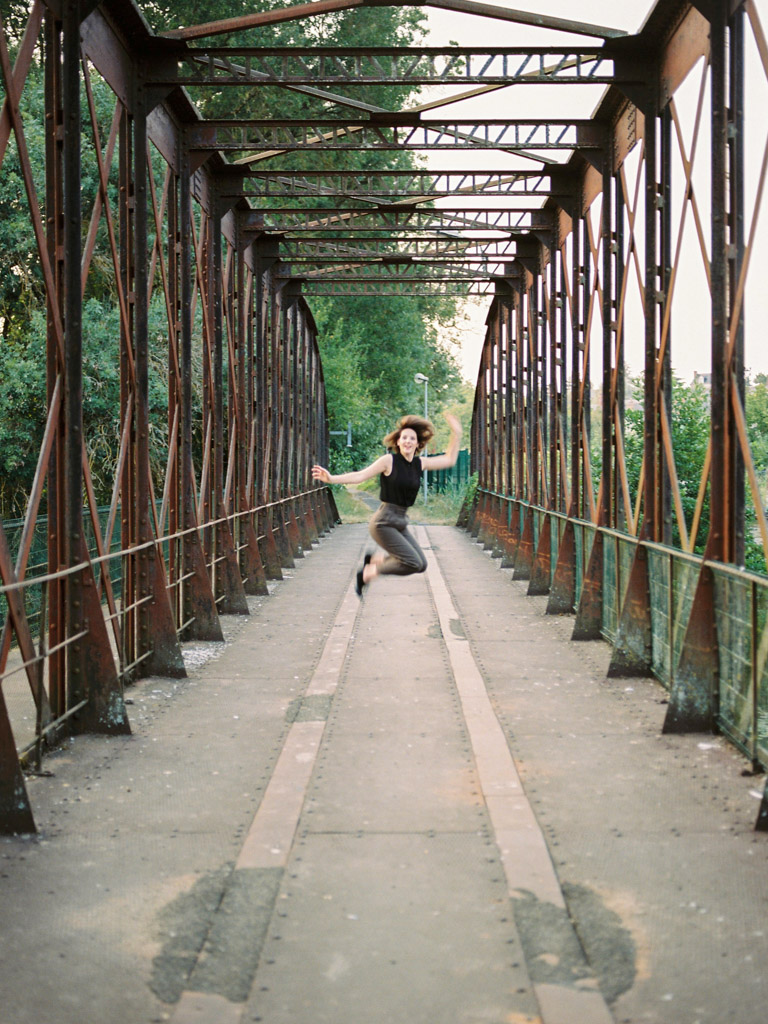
[615, 163, 626, 530]
[134, 92, 184, 678]
[547, 252, 558, 513]
[710, 2, 728, 563]
[581, 210, 591, 519]
[44, 10, 65, 718]
[729, 3, 746, 567]
[62, 0, 84, 712]
[212, 198, 225, 594]
[570, 214, 581, 517]
[119, 105, 135, 674]
[660, 105, 673, 546]
[133, 87, 151, 667]
[643, 108, 659, 541]
[179, 156, 222, 641]
[602, 155, 614, 529]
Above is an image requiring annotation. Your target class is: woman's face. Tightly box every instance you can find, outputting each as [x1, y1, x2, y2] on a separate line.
[397, 427, 419, 460]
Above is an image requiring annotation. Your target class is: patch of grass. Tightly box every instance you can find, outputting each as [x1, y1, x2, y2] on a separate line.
[408, 487, 467, 525]
[330, 486, 372, 523]
[329, 480, 469, 526]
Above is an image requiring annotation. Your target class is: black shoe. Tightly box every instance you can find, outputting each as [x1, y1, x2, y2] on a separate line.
[356, 553, 372, 596]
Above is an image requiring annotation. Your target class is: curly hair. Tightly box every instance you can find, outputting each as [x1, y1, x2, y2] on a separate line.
[382, 415, 435, 454]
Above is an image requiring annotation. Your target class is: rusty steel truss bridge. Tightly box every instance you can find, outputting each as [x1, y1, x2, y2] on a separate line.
[2, 0, 768, 831]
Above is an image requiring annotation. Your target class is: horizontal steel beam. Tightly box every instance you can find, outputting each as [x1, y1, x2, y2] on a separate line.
[160, 47, 616, 87]
[187, 119, 604, 153]
[284, 256, 518, 267]
[243, 207, 546, 233]
[275, 233, 527, 245]
[159, 0, 627, 42]
[278, 238, 520, 257]
[221, 170, 557, 198]
[286, 279, 501, 296]
[278, 265, 506, 281]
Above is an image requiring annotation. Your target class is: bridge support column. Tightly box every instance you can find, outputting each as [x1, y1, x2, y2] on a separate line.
[513, 505, 535, 581]
[272, 507, 295, 569]
[288, 502, 305, 559]
[240, 518, 269, 596]
[259, 508, 284, 579]
[547, 519, 576, 614]
[72, 544, 130, 735]
[291, 498, 310, 555]
[528, 513, 552, 596]
[573, 531, 604, 640]
[465, 494, 481, 537]
[144, 545, 187, 677]
[607, 544, 652, 677]
[756, 782, 768, 832]
[663, 564, 717, 733]
[302, 493, 319, 545]
[214, 514, 250, 615]
[0, 689, 34, 835]
[473, 491, 488, 542]
[324, 488, 341, 527]
[500, 498, 520, 569]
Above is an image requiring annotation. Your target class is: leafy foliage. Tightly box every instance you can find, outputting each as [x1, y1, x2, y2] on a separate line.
[0, 298, 176, 517]
[312, 294, 466, 471]
[622, 375, 710, 551]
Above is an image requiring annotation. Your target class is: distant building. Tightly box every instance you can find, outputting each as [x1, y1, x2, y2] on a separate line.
[693, 371, 712, 389]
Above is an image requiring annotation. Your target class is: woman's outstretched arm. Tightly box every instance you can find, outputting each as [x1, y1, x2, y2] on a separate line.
[312, 453, 392, 486]
[421, 413, 463, 471]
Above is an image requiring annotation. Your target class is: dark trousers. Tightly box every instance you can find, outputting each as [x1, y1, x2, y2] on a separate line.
[368, 502, 427, 576]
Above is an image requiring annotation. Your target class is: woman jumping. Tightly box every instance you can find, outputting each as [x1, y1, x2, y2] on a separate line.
[312, 411, 463, 595]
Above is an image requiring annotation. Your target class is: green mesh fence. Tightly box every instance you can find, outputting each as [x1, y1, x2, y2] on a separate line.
[708, 567, 768, 763]
[574, 522, 596, 608]
[550, 516, 560, 585]
[755, 585, 768, 765]
[1, 508, 125, 643]
[713, 569, 754, 755]
[431, 448, 470, 493]
[648, 549, 672, 682]
[670, 558, 699, 685]
[602, 536, 619, 641]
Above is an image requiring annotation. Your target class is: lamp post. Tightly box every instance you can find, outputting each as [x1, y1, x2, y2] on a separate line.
[414, 372, 429, 503]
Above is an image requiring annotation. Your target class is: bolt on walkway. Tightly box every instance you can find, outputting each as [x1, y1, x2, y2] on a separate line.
[1, 522, 767, 1024]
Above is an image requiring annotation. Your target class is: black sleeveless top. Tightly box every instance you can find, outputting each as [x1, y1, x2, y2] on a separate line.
[380, 450, 422, 508]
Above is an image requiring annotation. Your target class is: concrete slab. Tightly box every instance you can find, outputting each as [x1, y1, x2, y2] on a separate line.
[243, 833, 540, 1024]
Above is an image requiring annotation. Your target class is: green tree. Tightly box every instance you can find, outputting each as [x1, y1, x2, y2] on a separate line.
[746, 374, 768, 479]
[623, 375, 710, 552]
[313, 294, 464, 471]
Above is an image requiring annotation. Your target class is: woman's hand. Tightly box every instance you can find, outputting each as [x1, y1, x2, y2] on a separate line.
[444, 412, 462, 435]
[312, 464, 332, 483]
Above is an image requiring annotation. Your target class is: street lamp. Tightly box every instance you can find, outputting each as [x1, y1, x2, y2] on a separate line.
[414, 373, 428, 503]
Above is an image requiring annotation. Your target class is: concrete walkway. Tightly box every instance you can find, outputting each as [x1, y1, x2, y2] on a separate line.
[1, 522, 767, 1024]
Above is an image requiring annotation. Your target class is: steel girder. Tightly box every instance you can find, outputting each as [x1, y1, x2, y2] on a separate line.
[158, 46, 617, 88]
[186, 118, 606, 154]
